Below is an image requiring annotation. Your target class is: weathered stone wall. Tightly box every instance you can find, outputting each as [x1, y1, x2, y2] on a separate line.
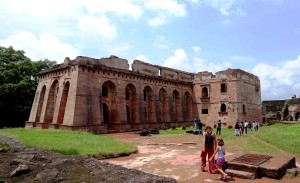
[27, 56, 196, 133]
[27, 56, 262, 132]
[193, 69, 262, 127]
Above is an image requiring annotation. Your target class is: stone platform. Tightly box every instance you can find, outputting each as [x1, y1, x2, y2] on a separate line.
[225, 153, 296, 179]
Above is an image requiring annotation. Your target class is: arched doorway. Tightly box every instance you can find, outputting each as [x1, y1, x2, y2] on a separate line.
[57, 82, 70, 124]
[295, 112, 300, 121]
[44, 80, 59, 124]
[221, 103, 226, 112]
[35, 85, 46, 122]
[101, 80, 117, 129]
[202, 87, 208, 98]
[103, 103, 109, 124]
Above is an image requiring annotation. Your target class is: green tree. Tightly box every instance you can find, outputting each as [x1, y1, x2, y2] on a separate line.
[0, 46, 56, 127]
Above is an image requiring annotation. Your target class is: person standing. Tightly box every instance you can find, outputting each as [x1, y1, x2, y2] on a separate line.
[244, 120, 248, 135]
[209, 138, 227, 181]
[198, 119, 203, 136]
[216, 119, 222, 135]
[201, 126, 217, 174]
[234, 122, 240, 136]
[194, 117, 199, 134]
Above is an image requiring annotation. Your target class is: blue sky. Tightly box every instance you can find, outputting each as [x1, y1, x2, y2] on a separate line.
[1, 0, 300, 101]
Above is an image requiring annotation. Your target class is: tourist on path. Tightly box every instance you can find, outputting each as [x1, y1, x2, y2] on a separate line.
[198, 119, 203, 136]
[194, 117, 200, 134]
[244, 120, 248, 135]
[201, 126, 216, 174]
[209, 138, 227, 181]
[216, 119, 222, 135]
[234, 122, 240, 136]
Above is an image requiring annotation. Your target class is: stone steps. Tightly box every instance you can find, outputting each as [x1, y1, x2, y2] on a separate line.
[225, 169, 256, 179]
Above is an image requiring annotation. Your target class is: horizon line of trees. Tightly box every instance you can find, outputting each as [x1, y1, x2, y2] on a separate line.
[0, 46, 56, 128]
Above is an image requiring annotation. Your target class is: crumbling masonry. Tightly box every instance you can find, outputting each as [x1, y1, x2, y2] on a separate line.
[26, 56, 262, 133]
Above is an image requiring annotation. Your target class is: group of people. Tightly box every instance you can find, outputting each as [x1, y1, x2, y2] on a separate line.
[201, 125, 227, 181]
[234, 120, 260, 136]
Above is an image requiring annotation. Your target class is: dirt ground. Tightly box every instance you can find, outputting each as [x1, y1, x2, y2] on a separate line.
[103, 132, 300, 183]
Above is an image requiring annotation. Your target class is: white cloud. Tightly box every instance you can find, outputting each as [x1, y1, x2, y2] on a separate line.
[83, 0, 143, 20]
[144, 0, 186, 17]
[192, 46, 202, 53]
[199, 0, 246, 16]
[78, 15, 117, 40]
[144, 0, 186, 26]
[252, 55, 300, 100]
[163, 49, 191, 70]
[148, 13, 167, 27]
[193, 57, 232, 73]
[135, 55, 151, 63]
[0, 31, 80, 62]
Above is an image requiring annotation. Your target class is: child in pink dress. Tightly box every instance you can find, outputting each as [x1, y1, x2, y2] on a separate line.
[209, 138, 227, 180]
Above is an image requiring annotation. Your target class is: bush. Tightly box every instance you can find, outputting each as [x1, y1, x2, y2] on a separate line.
[227, 125, 233, 129]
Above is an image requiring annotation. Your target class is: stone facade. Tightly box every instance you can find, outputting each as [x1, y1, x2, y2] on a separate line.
[26, 56, 262, 133]
[262, 98, 300, 122]
[193, 69, 262, 127]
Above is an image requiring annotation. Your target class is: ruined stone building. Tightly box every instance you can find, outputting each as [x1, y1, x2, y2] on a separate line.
[26, 56, 262, 133]
[262, 98, 300, 122]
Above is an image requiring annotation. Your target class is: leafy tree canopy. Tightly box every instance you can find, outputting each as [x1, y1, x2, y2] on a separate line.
[0, 46, 56, 127]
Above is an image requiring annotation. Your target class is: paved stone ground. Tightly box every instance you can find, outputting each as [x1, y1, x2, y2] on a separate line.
[103, 132, 300, 183]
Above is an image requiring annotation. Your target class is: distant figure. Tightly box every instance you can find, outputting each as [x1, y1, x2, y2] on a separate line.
[234, 122, 240, 136]
[194, 117, 200, 134]
[201, 126, 216, 174]
[240, 121, 244, 135]
[198, 119, 203, 136]
[209, 138, 227, 181]
[256, 121, 259, 131]
[216, 119, 222, 135]
[244, 120, 248, 135]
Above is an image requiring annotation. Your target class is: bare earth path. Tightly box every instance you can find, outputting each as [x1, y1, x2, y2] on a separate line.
[103, 132, 300, 183]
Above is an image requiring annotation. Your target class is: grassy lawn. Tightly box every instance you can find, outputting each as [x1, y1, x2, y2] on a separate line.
[0, 128, 137, 159]
[1, 123, 299, 158]
[158, 123, 300, 156]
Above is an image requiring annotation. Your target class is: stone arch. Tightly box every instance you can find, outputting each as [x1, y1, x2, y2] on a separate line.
[295, 112, 300, 121]
[44, 80, 59, 124]
[101, 80, 118, 128]
[172, 90, 181, 122]
[57, 81, 70, 124]
[221, 103, 226, 112]
[35, 85, 46, 122]
[202, 87, 208, 98]
[183, 91, 193, 122]
[103, 103, 109, 124]
[125, 83, 138, 126]
[159, 88, 169, 123]
[242, 104, 246, 113]
[143, 85, 155, 124]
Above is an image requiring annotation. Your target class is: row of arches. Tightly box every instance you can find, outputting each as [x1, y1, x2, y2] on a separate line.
[35, 80, 70, 125]
[33, 79, 194, 131]
[102, 80, 194, 130]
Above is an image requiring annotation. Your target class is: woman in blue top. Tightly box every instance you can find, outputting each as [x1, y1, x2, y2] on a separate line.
[209, 138, 227, 180]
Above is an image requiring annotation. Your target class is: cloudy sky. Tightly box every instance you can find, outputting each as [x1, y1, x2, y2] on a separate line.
[1, 0, 299, 101]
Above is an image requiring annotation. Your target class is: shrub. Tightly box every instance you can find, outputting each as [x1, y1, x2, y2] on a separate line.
[227, 125, 233, 129]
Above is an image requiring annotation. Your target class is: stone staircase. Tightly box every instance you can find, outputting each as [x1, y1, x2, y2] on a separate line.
[224, 153, 296, 180]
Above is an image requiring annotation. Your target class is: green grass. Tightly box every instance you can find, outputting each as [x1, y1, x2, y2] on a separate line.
[158, 124, 300, 156]
[0, 128, 137, 158]
[253, 123, 300, 156]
